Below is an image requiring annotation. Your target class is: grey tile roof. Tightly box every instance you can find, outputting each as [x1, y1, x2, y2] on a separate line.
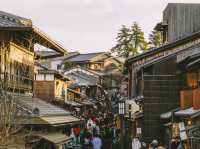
[36, 51, 79, 60]
[36, 51, 58, 57]
[15, 96, 70, 117]
[0, 11, 32, 28]
[66, 52, 106, 62]
[67, 71, 98, 87]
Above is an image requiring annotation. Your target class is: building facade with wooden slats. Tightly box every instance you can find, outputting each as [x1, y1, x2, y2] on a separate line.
[0, 11, 84, 149]
[0, 10, 67, 96]
[127, 3, 200, 145]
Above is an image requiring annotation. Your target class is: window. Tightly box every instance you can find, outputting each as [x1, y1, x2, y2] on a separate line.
[36, 74, 44, 81]
[45, 74, 54, 81]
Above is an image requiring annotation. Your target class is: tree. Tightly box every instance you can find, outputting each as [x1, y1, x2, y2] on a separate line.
[130, 22, 148, 52]
[111, 25, 132, 58]
[149, 29, 162, 47]
[63, 61, 76, 70]
[111, 22, 148, 58]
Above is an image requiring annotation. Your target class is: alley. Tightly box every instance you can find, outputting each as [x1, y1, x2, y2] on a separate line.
[1, 1, 200, 149]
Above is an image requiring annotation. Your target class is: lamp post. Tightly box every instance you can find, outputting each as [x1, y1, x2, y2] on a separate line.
[119, 99, 125, 149]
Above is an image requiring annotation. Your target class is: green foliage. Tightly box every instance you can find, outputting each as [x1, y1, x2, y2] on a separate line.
[112, 22, 149, 58]
[63, 61, 76, 70]
[149, 29, 162, 47]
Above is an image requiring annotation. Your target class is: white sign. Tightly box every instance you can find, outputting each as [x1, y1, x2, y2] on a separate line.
[136, 128, 142, 134]
[180, 131, 187, 141]
[179, 122, 186, 131]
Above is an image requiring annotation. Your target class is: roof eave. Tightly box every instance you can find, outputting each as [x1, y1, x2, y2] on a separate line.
[33, 26, 67, 55]
[0, 26, 32, 31]
[126, 31, 200, 64]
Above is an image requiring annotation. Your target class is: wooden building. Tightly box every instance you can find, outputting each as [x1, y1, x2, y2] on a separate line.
[64, 67, 102, 99]
[156, 3, 200, 43]
[62, 52, 122, 71]
[0, 11, 66, 96]
[62, 52, 124, 90]
[34, 68, 70, 102]
[0, 11, 83, 149]
[127, 3, 200, 144]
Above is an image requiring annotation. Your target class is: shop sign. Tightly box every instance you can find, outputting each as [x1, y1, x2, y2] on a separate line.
[136, 127, 142, 134]
[179, 122, 186, 131]
[180, 131, 187, 141]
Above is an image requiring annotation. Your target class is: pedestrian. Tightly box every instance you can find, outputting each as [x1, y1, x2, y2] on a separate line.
[73, 126, 81, 144]
[132, 137, 141, 149]
[83, 130, 92, 149]
[70, 128, 76, 145]
[150, 140, 158, 149]
[94, 122, 100, 135]
[92, 133, 102, 149]
[171, 137, 180, 149]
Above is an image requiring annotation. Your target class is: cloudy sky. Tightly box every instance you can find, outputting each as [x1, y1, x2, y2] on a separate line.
[1, 0, 200, 52]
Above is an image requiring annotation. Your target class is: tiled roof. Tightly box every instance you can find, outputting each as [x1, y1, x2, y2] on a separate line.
[15, 96, 70, 117]
[66, 52, 106, 62]
[36, 51, 79, 60]
[36, 51, 58, 57]
[67, 71, 98, 87]
[35, 132, 71, 144]
[0, 11, 32, 28]
[0, 11, 67, 55]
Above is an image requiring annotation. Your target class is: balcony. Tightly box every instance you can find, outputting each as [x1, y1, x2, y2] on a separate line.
[1, 73, 33, 91]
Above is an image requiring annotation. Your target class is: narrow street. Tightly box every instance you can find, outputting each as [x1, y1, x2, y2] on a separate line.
[1, 1, 200, 149]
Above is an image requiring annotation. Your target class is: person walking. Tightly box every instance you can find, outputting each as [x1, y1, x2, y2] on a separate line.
[132, 137, 141, 149]
[150, 140, 158, 149]
[92, 133, 102, 149]
[73, 126, 81, 144]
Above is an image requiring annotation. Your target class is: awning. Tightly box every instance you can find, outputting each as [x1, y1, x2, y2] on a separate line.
[37, 133, 71, 144]
[64, 100, 82, 107]
[175, 107, 200, 118]
[79, 100, 94, 106]
[186, 57, 200, 68]
[160, 108, 180, 119]
[40, 115, 81, 126]
[67, 88, 85, 96]
[17, 115, 83, 126]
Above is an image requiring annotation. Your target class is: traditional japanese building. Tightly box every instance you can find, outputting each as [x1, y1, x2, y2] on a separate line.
[34, 68, 70, 102]
[64, 67, 102, 99]
[126, 3, 200, 145]
[62, 52, 124, 90]
[0, 11, 82, 148]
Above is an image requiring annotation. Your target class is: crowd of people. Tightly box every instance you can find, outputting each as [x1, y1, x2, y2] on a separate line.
[69, 112, 123, 149]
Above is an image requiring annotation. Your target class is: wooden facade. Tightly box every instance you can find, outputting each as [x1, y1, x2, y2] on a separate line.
[0, 11, 69, 148]
[0, 31, 34, 94]
[34, 70, 69, 102]
[163, 3, 200, 43]
[127, 4, 200, 143]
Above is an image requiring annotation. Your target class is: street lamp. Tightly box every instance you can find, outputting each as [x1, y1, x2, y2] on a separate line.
[118, 99, 125, 149]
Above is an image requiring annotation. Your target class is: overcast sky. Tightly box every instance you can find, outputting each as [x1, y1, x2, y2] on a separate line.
[1, 0, 200, 53]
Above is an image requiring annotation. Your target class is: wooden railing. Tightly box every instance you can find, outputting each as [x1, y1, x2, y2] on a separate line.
[0, 72, 33, 91]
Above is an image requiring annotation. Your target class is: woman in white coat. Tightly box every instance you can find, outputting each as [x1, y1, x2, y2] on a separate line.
[132, 137, 141, 149]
